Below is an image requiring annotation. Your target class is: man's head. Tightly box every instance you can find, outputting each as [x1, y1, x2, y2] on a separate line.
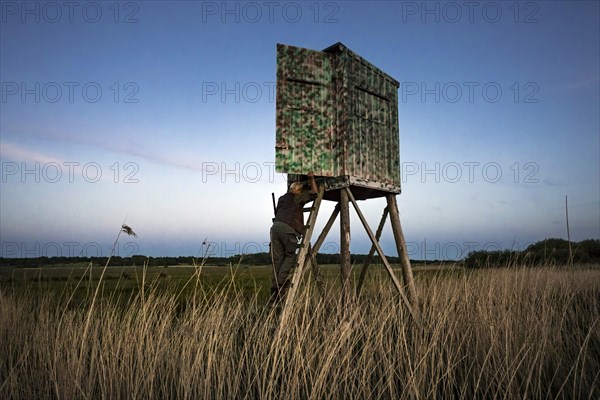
[289, 182, 304, 194]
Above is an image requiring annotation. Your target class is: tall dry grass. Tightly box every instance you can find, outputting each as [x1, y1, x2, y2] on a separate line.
[0, 266, 598, 399]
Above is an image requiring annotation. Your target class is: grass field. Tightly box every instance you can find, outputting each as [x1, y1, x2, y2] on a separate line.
[1, 263, 598, 399]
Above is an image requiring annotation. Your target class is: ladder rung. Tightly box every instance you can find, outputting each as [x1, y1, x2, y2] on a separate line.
[303, 207, 314, 212]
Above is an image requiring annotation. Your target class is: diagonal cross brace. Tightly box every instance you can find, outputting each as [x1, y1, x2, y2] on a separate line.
[356, 206, 389, 296]
[344, 187, 420, 323]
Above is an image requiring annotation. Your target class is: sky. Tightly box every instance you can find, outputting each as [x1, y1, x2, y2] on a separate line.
[0, 0, 599, 260]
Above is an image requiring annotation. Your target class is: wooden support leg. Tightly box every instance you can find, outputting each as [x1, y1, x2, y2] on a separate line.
[386, 194, 418, 306]
[356, 206, 389, 297]
[339, 188, 351, 302]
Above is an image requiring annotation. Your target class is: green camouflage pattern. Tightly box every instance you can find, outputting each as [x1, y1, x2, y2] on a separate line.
[276, 42, 401, 194]
[275, 44, 335, 176]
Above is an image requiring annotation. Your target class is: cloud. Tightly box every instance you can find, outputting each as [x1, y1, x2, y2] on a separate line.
[0, 141, 62, 164]
[1, 126, 249, 174]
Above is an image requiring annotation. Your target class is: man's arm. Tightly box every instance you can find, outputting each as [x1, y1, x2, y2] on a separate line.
[307, 172, 318, 194]
[294, 173, 319, 205]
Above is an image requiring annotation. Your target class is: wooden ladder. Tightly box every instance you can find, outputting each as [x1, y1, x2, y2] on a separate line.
[278, 184, 325, 324]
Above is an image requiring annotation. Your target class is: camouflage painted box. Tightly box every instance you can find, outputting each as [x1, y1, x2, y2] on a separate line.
[276, 42, 401, 201]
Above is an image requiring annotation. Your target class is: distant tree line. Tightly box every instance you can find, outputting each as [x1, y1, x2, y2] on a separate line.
[0, 253, 408, 268]
[463, 238, 600, 268]
[3, 238, 597, 269]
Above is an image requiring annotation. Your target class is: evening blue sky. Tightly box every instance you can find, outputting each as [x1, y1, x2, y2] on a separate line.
[1, 1, 598, 259]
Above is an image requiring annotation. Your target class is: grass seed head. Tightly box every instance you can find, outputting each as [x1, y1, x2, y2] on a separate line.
[121, 224, 138, 238]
